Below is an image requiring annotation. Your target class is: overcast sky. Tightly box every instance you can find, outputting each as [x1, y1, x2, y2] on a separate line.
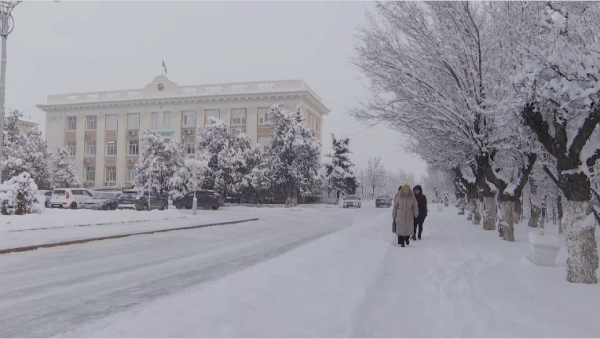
[6, 1, 428, 179]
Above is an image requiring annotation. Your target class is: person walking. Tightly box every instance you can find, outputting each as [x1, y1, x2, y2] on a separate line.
[412, 185, 428, 240]
[393, 184, 419, 247]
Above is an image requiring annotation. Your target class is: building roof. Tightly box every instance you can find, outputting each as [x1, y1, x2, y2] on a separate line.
[36, 75, 330, 115]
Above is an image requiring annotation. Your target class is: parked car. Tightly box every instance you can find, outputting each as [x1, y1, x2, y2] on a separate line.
[82, 192, 121, 210]
[343, 195, 362, 208]
[173, 190, 220, 210]
[49, 188, 95, 209]
[117, 190, 168, 211]
[37, 190, 53, 208]
[376, 195, 393, 208]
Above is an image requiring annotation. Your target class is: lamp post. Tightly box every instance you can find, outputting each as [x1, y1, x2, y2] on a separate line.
[0, 1, 20, 180]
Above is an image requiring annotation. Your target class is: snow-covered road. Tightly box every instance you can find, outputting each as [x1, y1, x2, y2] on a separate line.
[0, 205, 378, 337]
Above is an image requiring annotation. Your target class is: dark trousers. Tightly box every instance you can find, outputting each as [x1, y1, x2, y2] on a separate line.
[414, 217, 424, 238]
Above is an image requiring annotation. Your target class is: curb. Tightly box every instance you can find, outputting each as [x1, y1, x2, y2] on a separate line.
[0, 218, 259, 255]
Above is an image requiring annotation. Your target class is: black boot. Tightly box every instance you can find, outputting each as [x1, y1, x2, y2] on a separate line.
[418, 234, 422, 240]
[399, 235, 404, 247]
[412, 235, 417, 241]
[405, 236, 410, 246]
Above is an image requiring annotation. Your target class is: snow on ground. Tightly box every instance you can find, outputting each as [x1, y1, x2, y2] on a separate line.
[60, 204, 600, 338]
[0, 207, 262, 250]
[0, 208, 186, 232]
[0, 204, 373, 337]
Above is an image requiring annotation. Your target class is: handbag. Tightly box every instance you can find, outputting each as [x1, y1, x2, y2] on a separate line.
[392, 220, 396, 233]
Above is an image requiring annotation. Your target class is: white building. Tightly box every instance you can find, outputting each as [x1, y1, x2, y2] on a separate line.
[18, 119, 39, 136]
[37, 75, 329, 188]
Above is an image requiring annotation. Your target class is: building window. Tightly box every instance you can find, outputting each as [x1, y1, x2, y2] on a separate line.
[128, 113, 140, 129]
[66, 141, 76, 156]
[105, 166, 116, 182]
[85, 140, 96, 156]
[151, 112, 159, 129]
[128, 139, 139, 156]
[67, 116, 77, 131]
[206, 109, 219, 123]
[183, 138, 195, 155]
[127, 166, 136, 183]
[106, 141, 117, 156]
[258, 136, 272, 152]
[182, 110, 196, 127]
[106, 114, 118, 131]
[163, 111, 171, 128]
[258, 107, 271, 125]
[86, 115, 97, 130]
[231, 108, 246, 125]
[85, 166, 95, 182]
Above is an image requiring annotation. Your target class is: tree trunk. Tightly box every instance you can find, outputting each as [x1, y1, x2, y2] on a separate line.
[498, 200, 515, 242]
[334, 190, 340, 205]
[514, 197, 522, 224]
[483, 196, 496, 231]
[563, 201, 598, 284]
[458, 195, 466, 215]
[286, 182, 294, 208]
[557, 195, 564, 234]
[470, 198, 481, 225]
[528, 199, 541, 228]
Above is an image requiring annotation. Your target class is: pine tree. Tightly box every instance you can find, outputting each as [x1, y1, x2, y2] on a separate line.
[196, 117, 231, 192]
[324, 134, 357, 204]
[49, 145, 82, 188]
[2, 110, 28, 182]
[24, 128, 52, 190]
[267, 104, 321, 207]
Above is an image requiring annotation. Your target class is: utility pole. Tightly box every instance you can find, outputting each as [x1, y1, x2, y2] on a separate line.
[0, 1, 20, 180]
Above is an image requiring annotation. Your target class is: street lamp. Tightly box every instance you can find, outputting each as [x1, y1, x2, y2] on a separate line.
[0, 1, 20, 180]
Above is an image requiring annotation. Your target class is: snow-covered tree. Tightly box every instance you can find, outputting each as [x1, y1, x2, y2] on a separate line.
[49, 145, 82, 188]
[135, 133, 185, 197]
[0, 172, 38, 215]
[196, 117, 231, 193]
[512, 2, 600, 283]
[2, 110, 28, 182]
[365, 157, 385, 199]
[24, 128, 52, 190]
[247, 156, 274, 205]
[266, 103, 321, 207]
[323, 134, 358, 204]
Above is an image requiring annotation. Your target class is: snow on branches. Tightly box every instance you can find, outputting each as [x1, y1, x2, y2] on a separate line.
[323, 134, 358, 203]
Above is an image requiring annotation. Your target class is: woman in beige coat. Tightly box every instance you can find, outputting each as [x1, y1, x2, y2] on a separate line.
[393, 184, 420, 247]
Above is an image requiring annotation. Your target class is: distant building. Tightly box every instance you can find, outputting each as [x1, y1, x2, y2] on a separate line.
[37, 75, 329, 188]
[18, 119, 38, 136]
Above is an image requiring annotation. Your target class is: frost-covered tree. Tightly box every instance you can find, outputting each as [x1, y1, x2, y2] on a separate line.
[365, 157, 385, 199]
[512, 2, 600, 283]
[24, 128, 52, 190]
[0, 172, 38, 215]
[135, 133, 185, 197]
[49, 145, 82, 188]
[267, 104, 321, 207]
[196, 117, 231, 192]
[324, 134, 358, 204]
[247, 156, 274, 205]
[2, 110, 28, 182]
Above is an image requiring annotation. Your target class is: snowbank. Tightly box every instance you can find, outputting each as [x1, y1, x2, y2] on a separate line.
[0, 208, 186, 232]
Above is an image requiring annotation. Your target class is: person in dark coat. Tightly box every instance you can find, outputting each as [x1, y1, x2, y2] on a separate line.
[413, 185, 427, 240]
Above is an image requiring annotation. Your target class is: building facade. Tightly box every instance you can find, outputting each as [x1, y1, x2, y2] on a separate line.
[18, 119, 39, 136]
[37, 75, 329, 188]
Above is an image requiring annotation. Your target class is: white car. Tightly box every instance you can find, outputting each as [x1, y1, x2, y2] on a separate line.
[49, 188, 95, 209]
[343, 195, 362, 208]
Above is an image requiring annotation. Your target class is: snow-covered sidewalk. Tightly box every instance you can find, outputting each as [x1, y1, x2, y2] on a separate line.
[0, 208, 258, 251]
[61, 205, 600, 337]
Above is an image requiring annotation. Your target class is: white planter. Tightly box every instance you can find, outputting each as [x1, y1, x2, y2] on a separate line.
[528, 231, 560, 267]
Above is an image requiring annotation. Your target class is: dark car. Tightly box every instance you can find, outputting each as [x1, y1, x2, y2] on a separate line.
[376, 195, 393, 208]
[173, 190, 220, 210]
[117, 190, 167, 211]
[82, 192, 121, 210]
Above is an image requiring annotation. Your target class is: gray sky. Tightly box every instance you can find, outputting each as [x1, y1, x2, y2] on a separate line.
[7, 1, 427, 178]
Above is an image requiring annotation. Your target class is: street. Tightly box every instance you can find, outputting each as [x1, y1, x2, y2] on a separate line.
[0, 206, 373, 337]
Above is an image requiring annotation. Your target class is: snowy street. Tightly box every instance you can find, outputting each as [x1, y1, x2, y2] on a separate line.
[0, 205, 364, 337]
[2, 204, 598, 337]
